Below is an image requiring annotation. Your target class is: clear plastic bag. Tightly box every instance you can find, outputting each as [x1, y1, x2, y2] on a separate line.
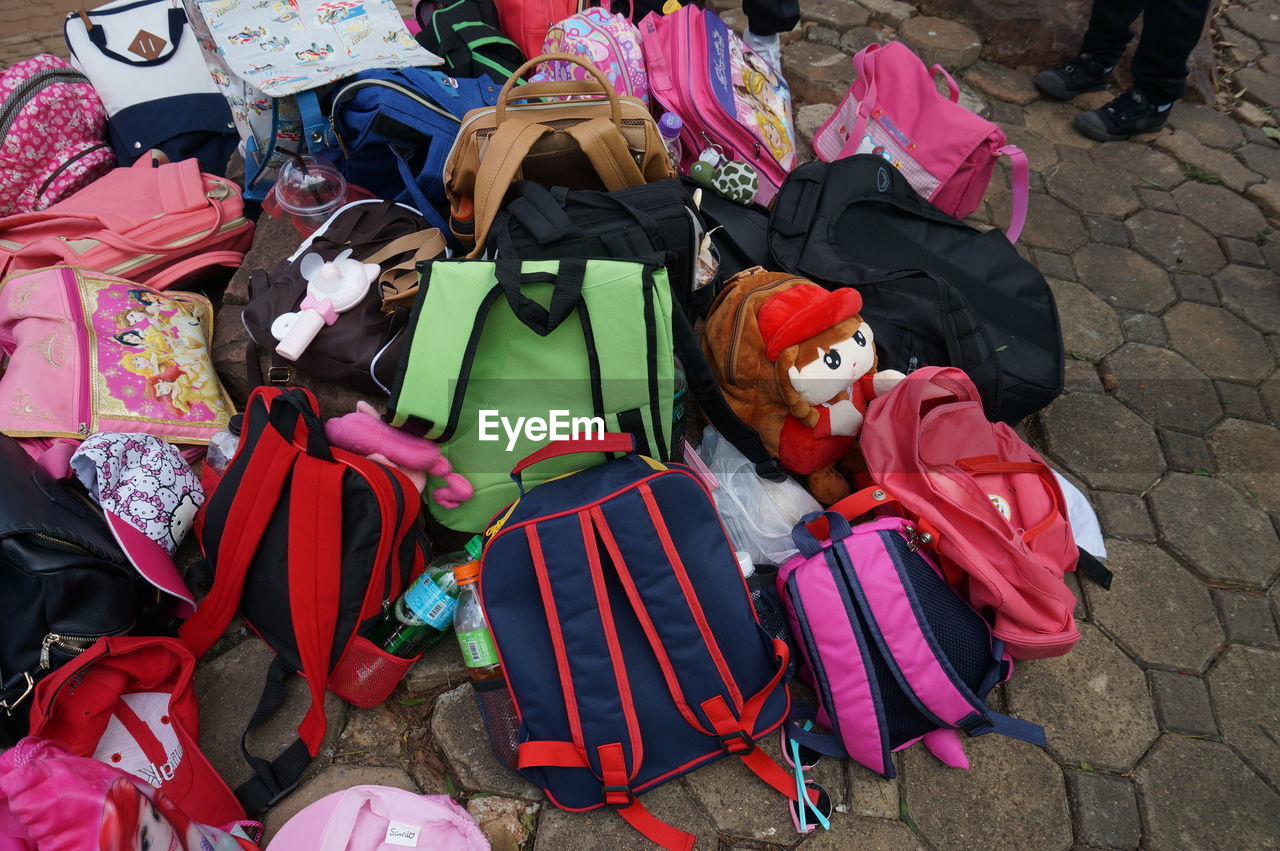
[694, 426, 821, 566]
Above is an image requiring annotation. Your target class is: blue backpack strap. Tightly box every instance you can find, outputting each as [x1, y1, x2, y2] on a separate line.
[295, 89, 328, 154]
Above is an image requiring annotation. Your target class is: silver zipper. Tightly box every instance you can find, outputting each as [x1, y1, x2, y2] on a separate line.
[39, 624, 133, 668]
[0, 69, 90, 139]
[904, 524, 933, 553]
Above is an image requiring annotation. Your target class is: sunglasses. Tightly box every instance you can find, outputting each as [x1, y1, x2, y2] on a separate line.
[780, 720, 824, 771]
[784, 723, 832, 833]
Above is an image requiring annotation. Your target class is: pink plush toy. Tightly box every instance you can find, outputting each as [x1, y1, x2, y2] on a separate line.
[325, 401, 474, 509]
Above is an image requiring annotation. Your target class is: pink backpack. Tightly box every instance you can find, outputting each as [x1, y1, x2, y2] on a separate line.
[266, 785, 487, 849]
[530, 4, 649, 105]
[859, 367, 1099, 659]
[641, 6, 797, 204]
[0, 738, 259, 851]
[777, 498, 1046, 778]
[0, 55, 115, 217]
[813, 42, 1029, 243]
[0, 155, 253, 290]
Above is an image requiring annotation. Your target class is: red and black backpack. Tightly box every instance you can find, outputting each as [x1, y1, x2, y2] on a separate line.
[179, 387, 428, 813]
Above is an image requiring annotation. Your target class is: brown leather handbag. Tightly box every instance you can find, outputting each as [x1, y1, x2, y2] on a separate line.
[444, 52, 674, 256]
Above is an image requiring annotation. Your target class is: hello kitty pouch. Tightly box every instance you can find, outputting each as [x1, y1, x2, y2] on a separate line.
[0, 266, 234, 454]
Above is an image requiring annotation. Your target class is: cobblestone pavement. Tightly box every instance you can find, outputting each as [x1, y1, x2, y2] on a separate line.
[7, 1, 1280, 849]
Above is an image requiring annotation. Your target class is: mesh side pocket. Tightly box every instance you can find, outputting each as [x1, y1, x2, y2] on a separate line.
[749, 564, 796, 681]
[329, 634, 421, 708]
[473, 677, 520, 769]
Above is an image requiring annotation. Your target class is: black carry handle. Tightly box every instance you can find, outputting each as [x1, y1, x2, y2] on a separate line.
[1076, 546, 1114, 590]
[267, 388, 334, 461]
[84, 7, 186, 66]
[494, 257, 586, 337]
[235, 656, 313, 814]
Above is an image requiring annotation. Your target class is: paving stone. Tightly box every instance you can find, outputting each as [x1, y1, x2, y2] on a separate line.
[1165, 301, 1273, 383]
[1137, 735, 1280, 848]
[468, 796, 538, 851]
[806, 24, 840, 46]
[800, 0, 869, 30]
[1207, 645, 1280, 789]
[899, 16, 981, 70]
[1169, 102, 1245, 151]
[1218, 379, 1269, 422]
[535, 781, 716, 849]
[1044, 162, 1141, 218]
[260, 764, 420, 844]
[1042, 394, 1165, 492]
[838, 25, 892, 54]
[1084, 215, 1129, 247]
[1046, 279, 1123, 361]
[1237, 102, 1276, 130]
[1154, 129, 1263, 193]
[1133, 186, 1179, 213]
[795, 103, 837, 153]
[1094, 491, 1156, 541]
[684, 734, 843, 842]
[1073, 89, 1115, 111]
[1173, 182, 1269, 242]
[1032, 249, 1074, 281]
[1000, 124, 1060, 172]
[1221, 24, 1264, 65]
[782, 42, 852, 105]
[1149, 473, 1280, 587]
[1066, 772, 1141, 850]
[1209, 418, 1280, 514]
[1148, 670, 1218, 737]
[431, 684, 542, 800]
[1064, 358, 1103, 394]
[856, 0, 913, 28]
[1220, 235, 1268, 267]
[956, 80, 990, 119]
[1217, 263, 1280, 337]
[988, 99, 1024, 126]
[1157, 428, 1216, 474]
[196, 639, 348, 789]
[988, 193, 1085, 253]
[1274, 581, 1280, 637]
[1023, 99, 1094, 149]
[1247, 180, 1280, 219]
[1262, 371, 1280, 421]
[1238, 142, 1280, 182]
[1213, 590, 1280, 648]
[336, 702, 406, 767]
[800, 816, 923, 849]
[1074, 243, 1178, 314]
[1171, 271, 1219, 304]
[1083, 540, 1223, 672]
[1005, 624, 1158, 772]
[901, 737, 1070, 850]
[964, 61, 1038, 105]
[403, 637, 469, 693]
[1100, 344, 1221, 433]
[1091, 142, 1186, 190]
[1238, 65, 1280, 111]
[1120, 312, 1168, 347]
[847, 764, 899, 820]
[1126, 209, 1226, 277]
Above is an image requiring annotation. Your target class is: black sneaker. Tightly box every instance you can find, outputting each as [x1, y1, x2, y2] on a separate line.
[1074, 88, 1170, 142]
[1034, 54, 1111, 101]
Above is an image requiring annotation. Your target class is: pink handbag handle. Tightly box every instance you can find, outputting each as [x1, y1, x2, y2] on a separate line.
[141, 250, 245, 290]
[998, 145, 1029, 245]
[930, 64, 960, 102]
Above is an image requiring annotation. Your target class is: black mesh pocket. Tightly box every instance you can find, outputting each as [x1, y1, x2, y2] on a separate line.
[472, 677, 519, 769]
[748, 564, 796, 680]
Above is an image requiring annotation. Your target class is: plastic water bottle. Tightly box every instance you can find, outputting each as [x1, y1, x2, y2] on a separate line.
[659, 112, 684, 171]
[454, 559, 502, 684]
[368, 536, 481, 658]
[204, 414, 243, 476]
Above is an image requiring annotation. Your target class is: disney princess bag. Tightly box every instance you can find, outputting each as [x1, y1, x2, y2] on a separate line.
[0, 266, 234, 458]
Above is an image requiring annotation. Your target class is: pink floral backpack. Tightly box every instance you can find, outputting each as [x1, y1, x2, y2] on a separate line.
[0, 54, 115, 216]
[530, 3, 649, 105]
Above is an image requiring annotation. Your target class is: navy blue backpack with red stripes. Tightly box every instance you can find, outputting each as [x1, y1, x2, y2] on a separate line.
[473, 434, 804, 849]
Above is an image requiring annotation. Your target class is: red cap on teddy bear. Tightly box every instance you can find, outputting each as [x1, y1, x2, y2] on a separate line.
[757, 284, 864, 361]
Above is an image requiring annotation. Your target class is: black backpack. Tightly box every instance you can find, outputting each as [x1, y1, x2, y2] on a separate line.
[682, 176, 773, 284]
[769, 156, 1064, 424]
[0, 434, 146, 745]
[415, 0, 525, 84]
[489, 179, 714, 317]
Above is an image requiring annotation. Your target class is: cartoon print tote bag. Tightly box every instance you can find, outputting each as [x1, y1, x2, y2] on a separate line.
[0, 266, 233, 446]
[182, 0, 443, 199]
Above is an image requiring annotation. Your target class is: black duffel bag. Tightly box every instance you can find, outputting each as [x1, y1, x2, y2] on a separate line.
[0, 434, 147, 744]
[769, 156, 1064, 424]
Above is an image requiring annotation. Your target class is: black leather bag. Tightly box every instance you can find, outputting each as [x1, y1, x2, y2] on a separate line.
[0, 434, 145, 744]
[769, 156, 1064, 424]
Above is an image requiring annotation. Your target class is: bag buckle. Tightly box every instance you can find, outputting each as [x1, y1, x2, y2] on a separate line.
[718, 730, 755, 755]
[0, 672, 34, 716]
[267, 366, 293, 384]
[602, 784, 633, 808]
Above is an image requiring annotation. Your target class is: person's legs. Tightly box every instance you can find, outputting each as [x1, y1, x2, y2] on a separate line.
[1079, 0, 1147, 69]
[1128, 0, 1213, 103]
[741, 0, 798, 72]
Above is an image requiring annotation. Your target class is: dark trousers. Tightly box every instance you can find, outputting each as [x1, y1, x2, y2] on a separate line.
[743, 0, 799, 36]
[1081, 0, 1212, 102]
